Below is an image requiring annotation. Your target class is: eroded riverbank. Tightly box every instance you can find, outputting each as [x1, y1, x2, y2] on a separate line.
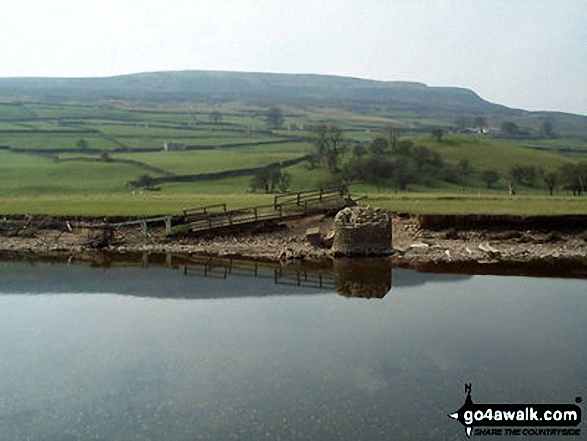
[2, 212, 587, 277]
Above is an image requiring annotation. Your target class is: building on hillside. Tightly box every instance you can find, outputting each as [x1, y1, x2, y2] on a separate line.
[163, 141, 186, 151]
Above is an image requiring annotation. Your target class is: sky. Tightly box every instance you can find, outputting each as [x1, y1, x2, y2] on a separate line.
[1, 0, 585, 115]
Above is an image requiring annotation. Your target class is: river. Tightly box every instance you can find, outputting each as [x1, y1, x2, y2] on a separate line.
[0, 256, 585, 440]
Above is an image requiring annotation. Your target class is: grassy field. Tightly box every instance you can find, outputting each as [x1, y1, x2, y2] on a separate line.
[0, 192, 275, 216]
[1, 191, 586, 216]
[0, 104, 34, 120]
[366, 193, 587, 215]
[416, 136, 574, 174]
[1, 101, 587, 217]
[0, 133, 119, 151]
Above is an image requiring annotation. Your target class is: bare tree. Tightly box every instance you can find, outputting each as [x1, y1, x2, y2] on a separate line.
[313, 124, 346, 173]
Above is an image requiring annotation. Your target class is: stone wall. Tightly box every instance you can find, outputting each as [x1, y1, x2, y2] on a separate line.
[331, 206, 392, 256]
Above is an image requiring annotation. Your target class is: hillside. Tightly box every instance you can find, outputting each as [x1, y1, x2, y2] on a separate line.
[1, 70, 586, 136]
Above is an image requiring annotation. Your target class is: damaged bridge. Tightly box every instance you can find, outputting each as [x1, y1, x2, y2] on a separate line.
[110, 186, 357, 237]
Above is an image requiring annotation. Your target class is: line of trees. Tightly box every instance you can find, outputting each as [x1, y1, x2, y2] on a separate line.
[340, 130, 460, 190]
[247, 120, 584, 195]
[501, 120, 556, 139]
[477, 162, 587, 195]
[307, 124, 586, 195]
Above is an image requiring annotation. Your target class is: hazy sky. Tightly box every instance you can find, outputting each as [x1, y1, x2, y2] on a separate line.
[1, 0, 585, 115]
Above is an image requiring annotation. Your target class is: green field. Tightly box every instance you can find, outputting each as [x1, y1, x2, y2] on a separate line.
[367, 193, 587, 215]
[1, 101, 586, 217]
[416, 136, 573, 173]
[0, 133, 119, 151]
[0, 104, 35, 120]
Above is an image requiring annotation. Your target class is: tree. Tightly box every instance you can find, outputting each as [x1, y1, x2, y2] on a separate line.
[131, 174, 160, 191]
[509, 165, 537, 187]
[429, 150, 444, 169]
[392, 157, 417, 191]
[558, 162, 587, 196]
[313, 124, 346, 173]
[345, 155, 394, 188]
[396, 139, 413, 155]
[501, 121, 519, 137]
[439, 165, 460, 184]
[368, 137, 389, 155]
[540, 120, 555, 138]
[480, 169, 500, 188]
[209, 111, 222, 124]
[381, 125, 399, 152]
[277, 171, 292, 193]
[432, 129, 445, 141]
[250, 166, 290, 193]
[412, 145, 431, 170]
[352, 144, 367, 158]
[76, 138, 88, 151]
[266, 107, 284, 128]
[540, 170, 557, 196]
[473, 116, 486, 130]
[458, 158, 471, 176]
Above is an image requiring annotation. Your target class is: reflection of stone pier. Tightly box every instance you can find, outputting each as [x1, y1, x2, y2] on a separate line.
[333, 258, 392, 299]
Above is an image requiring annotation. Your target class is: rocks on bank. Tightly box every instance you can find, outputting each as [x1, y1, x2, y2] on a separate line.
[1, 209, 587, 264]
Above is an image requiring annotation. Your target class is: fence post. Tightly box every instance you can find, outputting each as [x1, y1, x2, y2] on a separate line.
[164, 216, 172, 235]
[254, 208, 258, 221]
[141, 220, 147, 236]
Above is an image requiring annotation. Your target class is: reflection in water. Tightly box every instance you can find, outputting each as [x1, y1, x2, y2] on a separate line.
[333, 258, 392, 298]
[0, 254, 394, 299]
[181, 255, 392, 298]
[0, 255, 586, 440]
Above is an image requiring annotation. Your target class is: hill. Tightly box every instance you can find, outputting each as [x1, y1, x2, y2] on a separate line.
[1, 70, 586, 136]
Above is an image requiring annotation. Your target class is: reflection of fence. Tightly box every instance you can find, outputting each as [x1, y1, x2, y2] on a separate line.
[178, 255, 334, 290]
[273, 266, 335, 290]
[181, 255, 277, 281]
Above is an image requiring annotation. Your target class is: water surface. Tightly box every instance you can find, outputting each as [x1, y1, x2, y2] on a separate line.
[0, 258, 585, 440]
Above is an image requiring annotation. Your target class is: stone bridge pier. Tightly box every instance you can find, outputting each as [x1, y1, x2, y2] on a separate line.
[331, 206, 392, 257]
